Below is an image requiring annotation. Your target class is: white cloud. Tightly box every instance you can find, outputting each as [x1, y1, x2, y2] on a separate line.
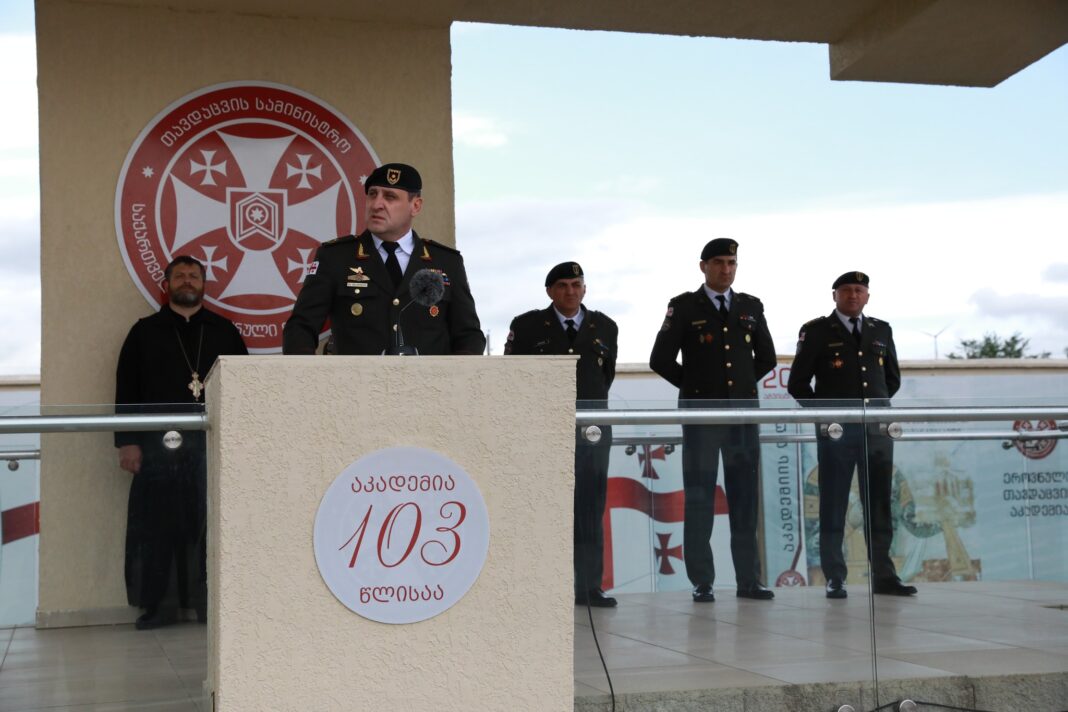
[0, 34, 38, 153]
[458, 191, 1068, 362]
[1043, 263, 1068, 283]
[452, 112, 509, 149]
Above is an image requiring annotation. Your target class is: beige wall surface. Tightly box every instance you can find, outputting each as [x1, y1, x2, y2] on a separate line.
[207, 355, 575, 711]
[36, 0, 454, 620]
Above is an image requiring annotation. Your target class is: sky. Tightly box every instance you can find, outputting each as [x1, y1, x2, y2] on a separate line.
[1, 6, 1067, 373]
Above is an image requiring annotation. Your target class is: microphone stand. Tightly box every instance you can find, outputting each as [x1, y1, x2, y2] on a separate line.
[386, 301, 419, 355]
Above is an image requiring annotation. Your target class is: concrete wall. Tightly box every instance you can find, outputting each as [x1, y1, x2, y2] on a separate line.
[207, 355, 575, 710]
[36, 0, 454, 623]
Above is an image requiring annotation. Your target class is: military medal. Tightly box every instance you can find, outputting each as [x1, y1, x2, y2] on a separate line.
[429, 305, 439, 317]
[174, 324, 205, 402]
[351, 303, 363, 316]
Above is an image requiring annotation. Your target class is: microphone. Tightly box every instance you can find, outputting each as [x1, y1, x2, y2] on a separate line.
[385, 269, 446, 356]
[409, 269, 446, 307]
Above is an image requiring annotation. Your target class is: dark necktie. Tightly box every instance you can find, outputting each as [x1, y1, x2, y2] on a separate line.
[850, 317, 861, 342]
[565, 318, 578, 343]
[716, 294, 729, 319]
[382, 241, 403, 287]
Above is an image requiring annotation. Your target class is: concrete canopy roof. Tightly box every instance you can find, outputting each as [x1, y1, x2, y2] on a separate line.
[68, 0, 1068, 87]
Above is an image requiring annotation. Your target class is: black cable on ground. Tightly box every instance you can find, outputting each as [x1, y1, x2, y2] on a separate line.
[908, 701, 997, 712]
[582, 595, 616, 712]
[576, 465, 615, 712]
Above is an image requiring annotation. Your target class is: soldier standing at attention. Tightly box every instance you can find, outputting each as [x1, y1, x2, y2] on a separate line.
[505, 262, 618, 607]
[649, 238, 776, 603]
[787, 271, 916, 599]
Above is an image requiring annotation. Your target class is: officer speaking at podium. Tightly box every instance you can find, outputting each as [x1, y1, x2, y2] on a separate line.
[282, 163, 485, 356]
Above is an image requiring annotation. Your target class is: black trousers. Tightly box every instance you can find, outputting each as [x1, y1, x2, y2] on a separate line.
[574, 428, 611, 595]
[817, 426, 898, 583]
[125, 439, 207, 614]
[681, 423, 762, 587]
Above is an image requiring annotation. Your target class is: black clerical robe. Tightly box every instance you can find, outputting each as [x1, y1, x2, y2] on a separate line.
[115, 305, 247, 612]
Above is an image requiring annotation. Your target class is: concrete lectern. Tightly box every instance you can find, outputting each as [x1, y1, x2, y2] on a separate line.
[205, 355, 576, 710]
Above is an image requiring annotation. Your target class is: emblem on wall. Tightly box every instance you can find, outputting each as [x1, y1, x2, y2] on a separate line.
[114, 81, 379, 351]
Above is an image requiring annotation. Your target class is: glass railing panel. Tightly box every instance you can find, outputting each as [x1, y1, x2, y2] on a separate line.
[575, 397, 876, 710]
[864, 394, 1068, 712]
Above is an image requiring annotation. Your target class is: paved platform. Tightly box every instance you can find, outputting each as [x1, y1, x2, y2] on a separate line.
[2, 582, 1066, 711]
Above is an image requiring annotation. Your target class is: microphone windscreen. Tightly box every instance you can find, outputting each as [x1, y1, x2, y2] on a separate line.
[409, 269, 446, 306]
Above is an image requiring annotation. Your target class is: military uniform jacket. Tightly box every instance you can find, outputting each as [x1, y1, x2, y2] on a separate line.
[786, 311, 900, 406]
[505, 305, 617, 401]
[649, 288, 776, 400]
[282, 230, 485, 355]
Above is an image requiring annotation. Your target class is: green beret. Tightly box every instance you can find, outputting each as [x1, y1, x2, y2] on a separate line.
[833, 271, 870, 289]
[365, 163, 422, 194]
[701, 238, 738, 260]
[545, 261, 584, 287]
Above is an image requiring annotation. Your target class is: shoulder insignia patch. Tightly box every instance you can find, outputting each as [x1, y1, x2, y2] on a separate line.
[322, 234, 356, 246]
[423, 238, 461, 255]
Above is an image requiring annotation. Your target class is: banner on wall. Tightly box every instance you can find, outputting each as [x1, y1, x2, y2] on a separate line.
[603, 367, 1068, 593]
[115, 81, 380, 352]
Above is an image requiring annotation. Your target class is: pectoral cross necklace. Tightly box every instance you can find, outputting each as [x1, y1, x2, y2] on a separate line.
[175, 323, 205, 401]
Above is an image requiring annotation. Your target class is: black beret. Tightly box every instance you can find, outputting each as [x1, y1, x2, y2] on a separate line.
[832, 271, 870, 289]
[701, 238, 738, 260]
[545, 261, 584, 287]
[365, 163, 422, 194]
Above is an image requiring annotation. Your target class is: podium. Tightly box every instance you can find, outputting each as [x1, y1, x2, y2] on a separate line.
[205, 355, 577, 710]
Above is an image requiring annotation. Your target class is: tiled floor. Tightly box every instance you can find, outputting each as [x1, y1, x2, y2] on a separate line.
[0, 623, 208, 711]
[574, 580, 1068, 698]
[1, 582, 1066, 710]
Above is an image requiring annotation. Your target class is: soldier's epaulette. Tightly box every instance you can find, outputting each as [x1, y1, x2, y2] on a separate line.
[736, 292, 762, 303]
[423, 238, 461, 255]
[588, 309, 616, 325]
[866, 316, 886, 324]
[671, 291, 693, 303]
[321, 234, 356, 247]
[803, 316, 826, 328]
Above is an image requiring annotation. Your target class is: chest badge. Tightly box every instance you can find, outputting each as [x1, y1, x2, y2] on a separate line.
[429, 305, 440, 317]
[832, 357, 844, 369]
[351, 303, 363, 317]
[745, 333, 751, 343]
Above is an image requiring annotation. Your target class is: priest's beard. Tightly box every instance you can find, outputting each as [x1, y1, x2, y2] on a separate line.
[169, 286, 203, 307]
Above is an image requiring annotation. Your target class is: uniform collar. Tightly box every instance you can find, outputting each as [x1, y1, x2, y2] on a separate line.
[370, 229, 415, 255]
[552, 304, 585, 329]
[834, 309, 864, 331]
[702, 285, 732, 308]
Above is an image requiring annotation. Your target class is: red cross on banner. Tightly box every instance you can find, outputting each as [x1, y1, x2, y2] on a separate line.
[600, 476, 727, 590]
[638, 445, 666, 479]
[654, 532, 683, 575]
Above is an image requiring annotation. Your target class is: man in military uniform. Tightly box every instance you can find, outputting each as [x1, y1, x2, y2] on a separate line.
[649, 238, 776, 602]
[787, 271, 916, 598]
[505, 262, 618, 607]
[283, 163, 485, 355]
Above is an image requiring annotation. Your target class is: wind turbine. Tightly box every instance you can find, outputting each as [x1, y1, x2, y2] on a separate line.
[920, 325, 951, 359]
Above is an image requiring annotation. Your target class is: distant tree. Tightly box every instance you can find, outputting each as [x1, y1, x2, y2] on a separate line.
[947, 332, 1051, 359]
